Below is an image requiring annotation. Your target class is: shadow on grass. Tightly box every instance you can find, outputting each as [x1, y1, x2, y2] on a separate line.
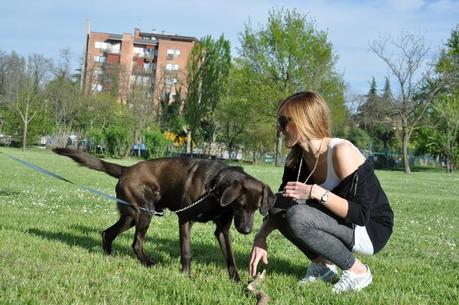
[27, 224, 304, 279]
[0, 188, 20, 196]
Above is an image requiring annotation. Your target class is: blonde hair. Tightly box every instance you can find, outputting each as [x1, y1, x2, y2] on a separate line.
[278, 91, 331, 167]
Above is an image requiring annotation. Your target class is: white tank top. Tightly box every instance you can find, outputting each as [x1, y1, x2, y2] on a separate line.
[319, 138, 361, 190]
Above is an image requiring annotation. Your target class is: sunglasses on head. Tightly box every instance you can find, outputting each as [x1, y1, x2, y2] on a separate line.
[277, 115, 291, 130]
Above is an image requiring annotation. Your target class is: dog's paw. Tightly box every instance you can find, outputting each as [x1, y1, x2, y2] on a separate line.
[143, 260, 155, 268]
[229, 270, 241, 282]
[101, 232, 112, 255]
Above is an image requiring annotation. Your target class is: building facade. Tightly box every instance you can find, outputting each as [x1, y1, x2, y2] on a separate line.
[83, 28, 197, 104]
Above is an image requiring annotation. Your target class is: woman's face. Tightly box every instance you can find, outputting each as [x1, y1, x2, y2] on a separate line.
[278, 111, 300, 148]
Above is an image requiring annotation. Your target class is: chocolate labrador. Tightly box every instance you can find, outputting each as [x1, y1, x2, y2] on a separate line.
[53, 148, 275, 281]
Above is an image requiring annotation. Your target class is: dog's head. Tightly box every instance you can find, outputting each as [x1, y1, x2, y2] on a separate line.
[216, 168, 275, 234]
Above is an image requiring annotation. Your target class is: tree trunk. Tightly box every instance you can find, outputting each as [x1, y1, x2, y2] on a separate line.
[22, 120, 28, 151]
[275, 130, 283, 166]
[446, 155, 453, 173]
[402, 127, 411, 174]
[22, 110, 29, 151]
[186, 129, 192, 154]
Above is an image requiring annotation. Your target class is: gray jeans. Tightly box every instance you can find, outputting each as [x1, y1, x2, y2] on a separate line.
[270, 199, 356, 270]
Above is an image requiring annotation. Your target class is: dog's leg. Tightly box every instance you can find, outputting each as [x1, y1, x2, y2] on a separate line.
[215, 213, 240, 281]
[102, 213, 135, 255]
[132, 211, 154, 267]
[179, 220, 193, 275]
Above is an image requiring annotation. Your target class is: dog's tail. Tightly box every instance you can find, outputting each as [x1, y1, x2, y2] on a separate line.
[52, 148, 126, 178]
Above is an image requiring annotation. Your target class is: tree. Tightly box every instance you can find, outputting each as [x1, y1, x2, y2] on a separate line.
[155, 68, 187, 135]
[354, 77, 397, 164]
[184, 35, 231, 153]
[5, 54, 52, 149]
[432, 96, 458, 172]
[126, 78, 157, 157]
[370, 32, 443, 173]
[382, 77, 394, 103]
[236, 8, 346, 165]
[357, 77, 379, 130]
[414, 25, 459, 172]
[46, 49, 81, 133]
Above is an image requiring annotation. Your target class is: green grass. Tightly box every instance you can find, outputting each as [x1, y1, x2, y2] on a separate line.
[0, 147, 458, 305]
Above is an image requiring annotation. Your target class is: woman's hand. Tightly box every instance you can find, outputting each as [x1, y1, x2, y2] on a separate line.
[249, 238, 268, 277]
[283, 181, 314, 200]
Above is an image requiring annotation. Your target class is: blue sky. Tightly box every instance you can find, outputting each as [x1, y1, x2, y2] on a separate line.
[1, 0, 457, 94]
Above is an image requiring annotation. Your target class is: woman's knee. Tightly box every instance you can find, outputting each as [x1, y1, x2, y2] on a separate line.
[285, 204, 317, 233]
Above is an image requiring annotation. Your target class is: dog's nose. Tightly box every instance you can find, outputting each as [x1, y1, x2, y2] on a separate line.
[237, 226, 252, 235]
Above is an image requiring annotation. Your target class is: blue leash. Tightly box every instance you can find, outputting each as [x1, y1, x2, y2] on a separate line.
[0, 151, 154, 215]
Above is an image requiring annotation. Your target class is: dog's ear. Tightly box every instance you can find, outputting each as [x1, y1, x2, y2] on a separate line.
[259, 185, 275, 216]
[220, 180, 243, 207]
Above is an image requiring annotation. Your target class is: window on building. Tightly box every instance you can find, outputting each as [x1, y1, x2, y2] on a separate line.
[94, 56, 106, 63]
[175, 49, 181, 57]
[166, 77, 174, 85]
[134, 47, 144, 55]
[174, 64, 179, 70]
[145, 48, 155, 57]
[93, 69, 104, 76]
[95, 41, 108, 49]
[167, 49, 174, 60]
[91, 84, 103, 92]
[112, 43, 120, 53]
[165, 63, 173, 71]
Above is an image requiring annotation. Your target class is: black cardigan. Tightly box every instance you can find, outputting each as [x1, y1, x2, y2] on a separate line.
[278, 158, 394, 253]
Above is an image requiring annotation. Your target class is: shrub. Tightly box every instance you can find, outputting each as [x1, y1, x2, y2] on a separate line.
[105, 125, 133, 158]
[144, 128, 170, 158]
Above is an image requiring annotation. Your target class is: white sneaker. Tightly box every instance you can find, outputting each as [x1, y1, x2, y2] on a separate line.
[332, 265, 372, 293]
[299, 262, 338, 284]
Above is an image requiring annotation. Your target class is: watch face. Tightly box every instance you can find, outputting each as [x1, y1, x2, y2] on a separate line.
[321, 191, 329, 203]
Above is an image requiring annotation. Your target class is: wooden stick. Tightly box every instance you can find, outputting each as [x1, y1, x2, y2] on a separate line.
[247, 270, 270, 305]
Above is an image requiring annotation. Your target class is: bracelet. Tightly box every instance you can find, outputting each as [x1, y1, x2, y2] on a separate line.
[309, 184, 315, 199]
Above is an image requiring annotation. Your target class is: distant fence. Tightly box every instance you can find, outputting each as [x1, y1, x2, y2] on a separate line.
[362, 151, 442, 169]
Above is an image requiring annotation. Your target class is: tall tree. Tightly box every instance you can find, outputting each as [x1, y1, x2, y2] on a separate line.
[126, 78, 156, 157]
[184, 35, 231, 153]
[46, 49, 80, 133]
[6, 54, 52, 150]
[415, 25, 459, 172]
[381, 77, 394, 102]
[355, 77, 397, 162]
[236, 8, 346, 165]
[370, 32, 443, 173]
[357, 77, 379, 130]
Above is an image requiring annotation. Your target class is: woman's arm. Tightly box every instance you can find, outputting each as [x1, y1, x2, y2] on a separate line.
[249, 216, 277, 277]
[310, 142, 365, 217]
[283, 142, 366, 219]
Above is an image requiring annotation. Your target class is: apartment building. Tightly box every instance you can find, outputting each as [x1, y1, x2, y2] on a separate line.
[83, 27, 197, 103]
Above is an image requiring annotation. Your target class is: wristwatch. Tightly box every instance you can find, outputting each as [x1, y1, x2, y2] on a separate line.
[320, 190, 330, 204]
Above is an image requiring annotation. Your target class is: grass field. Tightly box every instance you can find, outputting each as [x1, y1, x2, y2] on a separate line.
[0, 147, 458, 305]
